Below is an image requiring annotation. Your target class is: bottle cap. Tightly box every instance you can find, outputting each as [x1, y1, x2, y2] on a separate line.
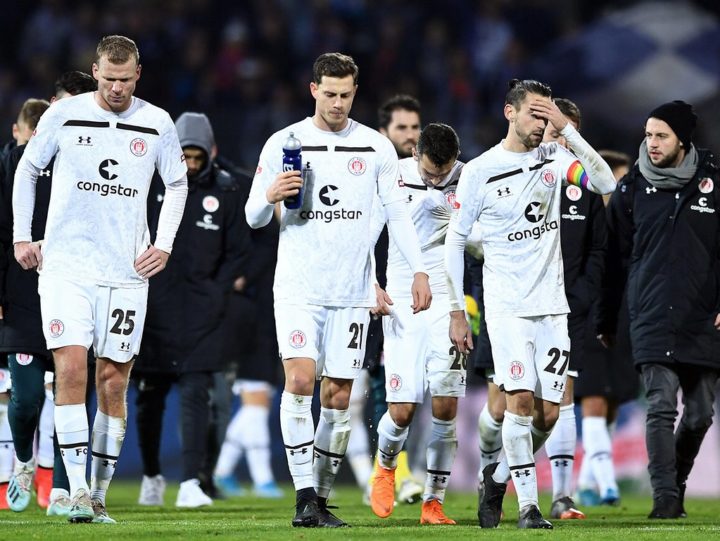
[283, 131, 301, 150]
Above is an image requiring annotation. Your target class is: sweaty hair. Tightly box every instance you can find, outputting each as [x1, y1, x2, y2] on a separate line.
[312, 53, 358, 85]
[377, 94, 421, 130]
[598, 149, 631, 171]
[416, 123, 460, 167]
[96, 35, 140, 65]
[54, 71, 97, 97]
[505, 78, 552, 109]
[554, 98, 581, 130]
[17, 98, 50, 130]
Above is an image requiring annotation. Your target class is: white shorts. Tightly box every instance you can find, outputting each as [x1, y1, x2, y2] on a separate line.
[486, 314, 570, 404]
[382, 296, 466, 403]
[38, 275, 148, 363]
[275, 303, 370, 380]
[0, 368, 10, 393]
[232, 379, 274, 395]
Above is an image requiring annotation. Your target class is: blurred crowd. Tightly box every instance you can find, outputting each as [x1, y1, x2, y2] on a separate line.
[4, 0, 719, 171]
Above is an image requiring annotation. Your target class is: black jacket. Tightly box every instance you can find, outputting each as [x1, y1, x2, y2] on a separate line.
[221, 174, 280, 377]
[603, 148, 720, 369]
[135, 165, 251, 374]
[0, 145, 53, 356]
[560, 185, 607, 322]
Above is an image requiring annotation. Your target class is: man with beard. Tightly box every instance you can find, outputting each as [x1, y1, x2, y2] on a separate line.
[445, 79, 615, 529]
[358, 95, 425, 506]
[599, 101, 720, 519]
[134, 112, 249, 509]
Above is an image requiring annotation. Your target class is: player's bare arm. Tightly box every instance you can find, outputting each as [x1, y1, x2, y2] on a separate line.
[371, 283, 393, 316]
[410, 272, 431, 314]
[13, 241, 43, 271]
[449, 309, 473, 354]
[134, 245, 169, 278]
[266, 170, 303, 204]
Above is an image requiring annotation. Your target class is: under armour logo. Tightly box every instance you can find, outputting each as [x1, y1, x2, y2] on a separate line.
[78, 136, 92, 145]
[352, 359, 361, 368]
[120, 342, 130, 352]
[513, 469, 531, 478]
[102, 459, 117, 469]
[432, 475, 447, 484]
[552, 381, 564, 390]
[407, 194, 413, 202]
[497, 187, 511, 197]
[554, 460, 569, 467]
[646, 186, 657, 194]
[38, 169, 51, 177]
[332, 459, 340, 467]
[289, 448, 308, 456]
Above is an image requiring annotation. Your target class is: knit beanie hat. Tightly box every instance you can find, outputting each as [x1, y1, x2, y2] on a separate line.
[647, 100, 697, 149]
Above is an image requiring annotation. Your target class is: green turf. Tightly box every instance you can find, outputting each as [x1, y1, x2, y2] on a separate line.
[3, 482, 719, 540]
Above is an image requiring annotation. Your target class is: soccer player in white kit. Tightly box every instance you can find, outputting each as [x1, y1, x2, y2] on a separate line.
[245, 53, 431, 528]
[445, 79, 616, 529]
[12, 35, 188, 524]
[369, 123, 465, 525]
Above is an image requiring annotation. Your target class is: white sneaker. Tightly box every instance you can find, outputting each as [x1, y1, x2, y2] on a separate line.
[7, 459, 36, 512]
[47, 489, 72, 517]
[175, 479, 212, 508]
[138, 474, 166, 506]
[397, 477, 423, 504]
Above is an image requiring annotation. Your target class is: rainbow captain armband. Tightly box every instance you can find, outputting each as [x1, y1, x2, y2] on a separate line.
[567, 160, 589, 189]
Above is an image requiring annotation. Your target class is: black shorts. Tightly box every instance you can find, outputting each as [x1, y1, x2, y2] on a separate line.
[574, 305, 638, 404]
[225, 293, 281, 385]
[362, 314, 383, 371]
[567, 313, 587, 374]
[470, 310, 494, 379]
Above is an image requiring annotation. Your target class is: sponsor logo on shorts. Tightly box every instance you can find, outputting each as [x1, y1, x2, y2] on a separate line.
[289, 330, 306, 349]
[540, 169, 556, 188]
[509, 361, 525, 380]
[49, 319, 64, 338]
[348, 157, 366, 176]
[389, 373, 402, 391]
[16, 353, 34, 366]
[130, 138, 147, 157]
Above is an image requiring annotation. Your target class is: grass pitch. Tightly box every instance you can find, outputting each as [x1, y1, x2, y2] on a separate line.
[3, 481, 719, 540]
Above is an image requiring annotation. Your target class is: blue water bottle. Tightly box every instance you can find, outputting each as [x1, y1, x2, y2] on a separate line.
[282, 131, 303, 209]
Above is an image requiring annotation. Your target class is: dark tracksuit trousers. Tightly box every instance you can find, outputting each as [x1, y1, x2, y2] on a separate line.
[641, 363, 718, 499]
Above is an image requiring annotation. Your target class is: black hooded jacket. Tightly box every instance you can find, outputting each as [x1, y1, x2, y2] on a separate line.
[0, 145, 53, 357]
[601, 148, 720, 369]
[135, 114, 251, 374]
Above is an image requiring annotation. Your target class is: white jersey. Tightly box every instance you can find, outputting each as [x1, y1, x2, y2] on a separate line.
[384, 158, 463, 298]
[450, 141, 586, 318]
[16, 92, 186, 287]
[250, 117, 404, 307]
